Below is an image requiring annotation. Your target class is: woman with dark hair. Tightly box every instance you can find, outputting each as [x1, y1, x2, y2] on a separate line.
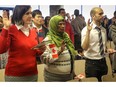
[0, 5, 46, 82]
[44, 16, 51, 29]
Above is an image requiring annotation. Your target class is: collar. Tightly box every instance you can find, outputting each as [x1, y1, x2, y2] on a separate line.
[32, 23, 37, 29]
[15, 24, 31, 31]
[91, 22, 103, 30]
[16, 24, 23, 30]
[38, 26, 42, 30]
[32, 23, 42, 30]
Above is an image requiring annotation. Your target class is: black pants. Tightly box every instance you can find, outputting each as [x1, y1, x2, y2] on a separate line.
[85, 58, 108, 82]
[36, 55, 42, 64]
[74, 34, 82, 50]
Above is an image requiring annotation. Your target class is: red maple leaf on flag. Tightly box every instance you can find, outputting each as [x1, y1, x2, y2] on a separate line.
[52, 48, 56, 53]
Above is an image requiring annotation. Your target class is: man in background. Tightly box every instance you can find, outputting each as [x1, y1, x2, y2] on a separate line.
[71, 9, 86, 51]
[58, 8, 74, 44]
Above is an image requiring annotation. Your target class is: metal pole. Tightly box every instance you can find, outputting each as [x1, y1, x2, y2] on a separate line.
[38, 5, 40, 10]
[99, 5, 101, 8]
[115, 5, 116, 10]
[81, 5, 83, 15]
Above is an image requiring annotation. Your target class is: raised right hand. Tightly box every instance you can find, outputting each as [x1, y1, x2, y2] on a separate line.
[87, 19, 93, 31]
[60, 40, 66, 52]
[58, 40, 66, 55]
[2, 10, 11, 29]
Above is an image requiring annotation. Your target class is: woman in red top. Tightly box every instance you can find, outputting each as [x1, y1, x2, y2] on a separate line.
[0, 5, 46, 82]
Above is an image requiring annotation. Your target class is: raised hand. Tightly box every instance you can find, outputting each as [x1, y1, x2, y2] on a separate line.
[60, 40, 66, 52]
[87, 19, 93, 31]
[2, 10, 11, 29]
[58, 40, 66, 55]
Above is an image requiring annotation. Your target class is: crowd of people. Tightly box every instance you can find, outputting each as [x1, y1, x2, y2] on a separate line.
[0, 5, 116, 82]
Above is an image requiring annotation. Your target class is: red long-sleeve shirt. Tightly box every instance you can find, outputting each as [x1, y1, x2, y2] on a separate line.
[65, 21, 74, 44]
[0, 25, 42, 76]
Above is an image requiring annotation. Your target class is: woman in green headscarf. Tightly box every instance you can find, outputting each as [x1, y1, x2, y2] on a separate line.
[41, 15, 77, 82]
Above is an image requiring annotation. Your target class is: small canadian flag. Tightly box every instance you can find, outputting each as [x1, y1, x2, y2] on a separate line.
[77, 74, 85, 79]
[49, 44, 58, 59]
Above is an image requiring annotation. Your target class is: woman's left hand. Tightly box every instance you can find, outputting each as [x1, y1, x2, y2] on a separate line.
[2, 10, 11, 29]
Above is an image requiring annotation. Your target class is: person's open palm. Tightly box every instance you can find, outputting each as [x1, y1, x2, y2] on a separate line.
[2, 11, 11, 29]
[60, 40, 66, 52]
[87, 19, 93, 31]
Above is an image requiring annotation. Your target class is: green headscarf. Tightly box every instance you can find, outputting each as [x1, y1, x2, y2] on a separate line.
[47, 15, 77, 57]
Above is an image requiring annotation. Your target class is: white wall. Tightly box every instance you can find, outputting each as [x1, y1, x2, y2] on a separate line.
[82, 5, 99, 22]
[39, 5, 50, 18]
[64, 5, 81, 16]
[0, 5, 115, 23]
[101, 5, 115, 19]
[63, 5, 116, 23]
[0, 5, 15, 16]
[0, 5, 50, 18]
